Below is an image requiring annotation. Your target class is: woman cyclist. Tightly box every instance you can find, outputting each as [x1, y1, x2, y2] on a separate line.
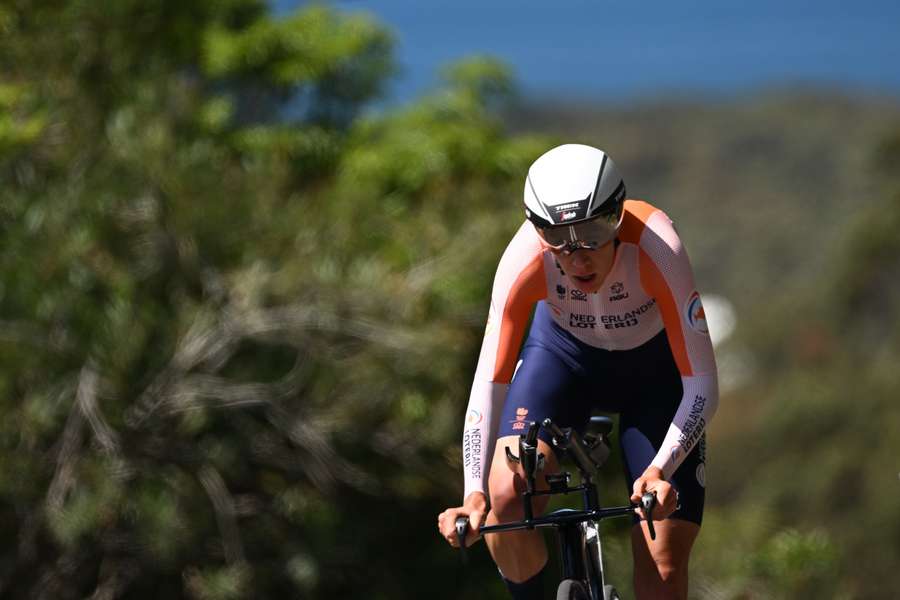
[437, 144, 718, 600]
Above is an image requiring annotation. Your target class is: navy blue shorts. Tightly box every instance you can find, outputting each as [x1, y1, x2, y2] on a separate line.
[497, 302, 706, 525]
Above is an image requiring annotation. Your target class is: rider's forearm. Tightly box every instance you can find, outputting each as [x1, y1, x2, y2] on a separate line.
[462, 378, 507, 501]
[650, 372, 718, 480]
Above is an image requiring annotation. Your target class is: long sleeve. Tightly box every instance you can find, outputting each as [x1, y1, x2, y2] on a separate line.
[462, 222, 547, 500]
[637, 209, 719, 480]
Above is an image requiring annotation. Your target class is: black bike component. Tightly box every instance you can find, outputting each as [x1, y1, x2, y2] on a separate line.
[455, 516, 470, 563]
[602, 584, 621, 600]
[545, 472, 571, 493]
[543, 418, 598, 478]
[583, 523, 604, 598]
[503, 424, 544, 476]
[640, 492, 657, 541]
[505, 445, 546, 472]
[582, 416, 613, 467]
[557, 578, 589, 600]
[515, 421, 542, 524]
[525, 419, 540, 445]
[557, 521, 588, 584]
[585, 415, 613, 438]
[520, 421, 542, 485]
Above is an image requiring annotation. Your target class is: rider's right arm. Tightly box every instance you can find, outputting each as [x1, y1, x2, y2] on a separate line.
[462, 222, 547, 502]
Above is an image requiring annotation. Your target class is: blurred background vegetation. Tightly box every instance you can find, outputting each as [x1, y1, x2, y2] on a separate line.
[1, 1, 898, 598]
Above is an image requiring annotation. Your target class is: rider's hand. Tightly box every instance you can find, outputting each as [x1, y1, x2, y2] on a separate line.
[631, 466, 678, 520]
[438, 491, 488, 548]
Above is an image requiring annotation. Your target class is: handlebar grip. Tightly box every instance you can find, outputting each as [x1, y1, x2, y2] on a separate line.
[455, 517, 470, 563]
[641, 492, 657, 541]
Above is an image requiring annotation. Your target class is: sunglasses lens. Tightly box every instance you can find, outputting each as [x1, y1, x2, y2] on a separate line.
[575, 220, 612, 244]
[538, 212, 619, 250]
[540, 228, 569, 247]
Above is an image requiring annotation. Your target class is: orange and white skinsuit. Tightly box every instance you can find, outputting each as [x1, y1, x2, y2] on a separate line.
[461, 200, 719, 506]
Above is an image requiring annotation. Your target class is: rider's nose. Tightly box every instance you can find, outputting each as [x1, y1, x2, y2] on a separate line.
[570, 251, 592, 269]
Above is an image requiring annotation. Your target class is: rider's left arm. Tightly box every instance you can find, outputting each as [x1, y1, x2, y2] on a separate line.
[637, 210, 719, 480]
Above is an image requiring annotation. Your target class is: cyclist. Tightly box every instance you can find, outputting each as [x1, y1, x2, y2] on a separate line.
[438, 144, 718, 600]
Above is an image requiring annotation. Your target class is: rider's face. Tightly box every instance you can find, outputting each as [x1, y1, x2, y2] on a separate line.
[551, 241, 616, 294]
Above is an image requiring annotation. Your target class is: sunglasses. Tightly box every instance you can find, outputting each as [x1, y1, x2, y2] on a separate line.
[536, 209, 622, 255]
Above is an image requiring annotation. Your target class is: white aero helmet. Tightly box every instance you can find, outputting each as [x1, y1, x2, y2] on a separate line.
[524, 144, 627, 250]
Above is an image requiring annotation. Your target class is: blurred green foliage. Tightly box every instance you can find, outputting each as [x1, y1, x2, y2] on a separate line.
[0, 1, 540, 597]
[2, 0, 900, 598]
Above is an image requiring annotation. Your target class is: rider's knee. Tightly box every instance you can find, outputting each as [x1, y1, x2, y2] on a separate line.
[655, 561, 682, 585]
[488, 476, 524, 522]
[651, 554, 688, 590]
[487, 437, 556, 522]
[488, 473, 552, 521]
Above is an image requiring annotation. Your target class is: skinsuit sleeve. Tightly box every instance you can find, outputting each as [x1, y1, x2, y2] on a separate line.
[633, 205, 719, 480]
[462, 221, 547, 502]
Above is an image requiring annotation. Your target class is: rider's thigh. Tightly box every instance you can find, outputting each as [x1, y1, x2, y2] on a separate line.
[487, 435, 559, 521]
[631, 518, 698, 592]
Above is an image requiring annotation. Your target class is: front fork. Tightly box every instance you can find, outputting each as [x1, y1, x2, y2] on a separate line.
[557, 519, 605, 594]
[583, 520, 606, 598]
[557, 521, 588, 585]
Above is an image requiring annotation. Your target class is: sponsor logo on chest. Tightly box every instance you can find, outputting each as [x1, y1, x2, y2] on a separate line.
[568, 298, 657, 331]
[552, 281, 590, 303]
[609, 281, 629, 302]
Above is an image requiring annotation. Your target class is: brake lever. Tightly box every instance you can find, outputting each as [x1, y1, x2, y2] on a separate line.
[455, 517, 470, 564]
[641, 492, 657, 541]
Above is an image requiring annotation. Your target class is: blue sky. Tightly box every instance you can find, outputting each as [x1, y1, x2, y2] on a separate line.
[278, 1, 900, 103]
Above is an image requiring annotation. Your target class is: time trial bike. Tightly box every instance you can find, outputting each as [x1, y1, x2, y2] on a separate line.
[455, 416, 658, 600]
